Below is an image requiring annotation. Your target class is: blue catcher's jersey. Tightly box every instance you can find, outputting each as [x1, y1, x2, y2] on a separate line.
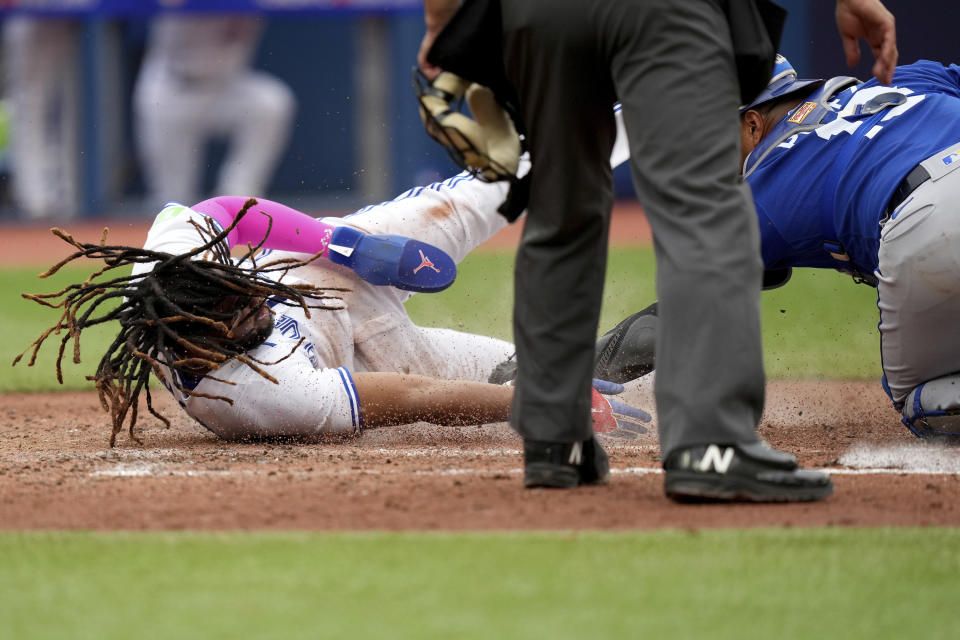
[746, 60, 960, 276]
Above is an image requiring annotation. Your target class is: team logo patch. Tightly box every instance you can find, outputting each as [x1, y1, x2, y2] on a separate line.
[413, 249, 441, 274]
[788, 102, 817, 124]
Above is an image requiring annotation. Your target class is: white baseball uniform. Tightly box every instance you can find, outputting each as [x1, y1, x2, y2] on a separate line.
[133, 15, 295, 209]
[2, 17, 81, 220]
[135, 171, 515, 440]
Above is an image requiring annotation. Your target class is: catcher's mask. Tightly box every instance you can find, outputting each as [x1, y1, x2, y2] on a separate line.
[413, 67, 521, 183]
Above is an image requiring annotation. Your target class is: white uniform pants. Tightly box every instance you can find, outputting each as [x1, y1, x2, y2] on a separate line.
[2, 17, 80, 220]
[321, 174, 516, 381]
[133, 17, 295, 208]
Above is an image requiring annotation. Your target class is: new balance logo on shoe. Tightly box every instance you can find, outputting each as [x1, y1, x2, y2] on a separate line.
[665, 442, 833, 503]
[697, 445, 735, 474]
[568, 441, 583, 465]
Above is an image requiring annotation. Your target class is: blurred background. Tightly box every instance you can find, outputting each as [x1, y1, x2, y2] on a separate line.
[0, 0, 955, 222]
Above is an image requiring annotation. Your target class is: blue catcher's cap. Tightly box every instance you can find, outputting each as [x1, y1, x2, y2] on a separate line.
[741, 54, 824, 113]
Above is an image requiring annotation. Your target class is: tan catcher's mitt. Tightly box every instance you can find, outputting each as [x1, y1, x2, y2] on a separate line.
[414, 68, 521, 183]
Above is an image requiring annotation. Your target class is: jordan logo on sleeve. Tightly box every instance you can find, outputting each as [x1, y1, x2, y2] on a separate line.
[413, 249, 441, 274]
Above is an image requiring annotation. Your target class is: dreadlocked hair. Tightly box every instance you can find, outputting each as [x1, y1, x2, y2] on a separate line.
[13, 198, 348, 446]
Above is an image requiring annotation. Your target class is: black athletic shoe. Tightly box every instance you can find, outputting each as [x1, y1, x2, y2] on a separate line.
[663, 441, 833, 503]
[523, 436, 610, 488]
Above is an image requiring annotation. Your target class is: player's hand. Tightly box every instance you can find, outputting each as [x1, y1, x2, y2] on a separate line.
[417, 29, 443, 80]
[418, 0, 460, 80]
[591, 379, 652, 440]
[835, 0, 897, 85]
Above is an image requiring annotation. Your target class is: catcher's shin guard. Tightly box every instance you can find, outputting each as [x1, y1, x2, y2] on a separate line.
[593, 303, 659, 384]
[327, 226, 457, 293]
[414, 68, 521, 183]
[900, 374, 960, 443]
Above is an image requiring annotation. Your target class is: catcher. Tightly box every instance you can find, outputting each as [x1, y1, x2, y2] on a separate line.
[596, 56, 960, 445]
[15, 170, 648, 459]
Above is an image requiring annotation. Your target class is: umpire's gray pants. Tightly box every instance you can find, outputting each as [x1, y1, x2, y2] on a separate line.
[502, 0, 765, 455]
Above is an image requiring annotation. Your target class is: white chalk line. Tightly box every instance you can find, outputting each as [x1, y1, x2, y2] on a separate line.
[11, 443, 960, 479]
[89, 463, 957, 479]
[91, 465, 521, 478]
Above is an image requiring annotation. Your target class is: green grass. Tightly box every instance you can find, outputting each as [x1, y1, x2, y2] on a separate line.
[760, 266, 879, 378]
[1, 248, 881, 392]
[1, 266, 125, 392]
[0, 529, 956, 640]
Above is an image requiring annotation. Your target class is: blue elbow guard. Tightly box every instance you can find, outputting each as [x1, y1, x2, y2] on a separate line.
[327, 226, 457, 293]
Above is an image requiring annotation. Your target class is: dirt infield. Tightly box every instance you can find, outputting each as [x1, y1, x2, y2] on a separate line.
[3, 204, 958, 530]
[2, 380, 958, 531]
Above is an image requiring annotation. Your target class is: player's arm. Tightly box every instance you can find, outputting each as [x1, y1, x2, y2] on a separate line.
[354, 372, 649, 433]
[195, 360, 646, 437]
[593, 270, 791, 385]
[353, 372, 511, 427]
[190, 359, 512, 437]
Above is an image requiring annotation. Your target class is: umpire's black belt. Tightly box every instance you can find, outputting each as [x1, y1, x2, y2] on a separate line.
[885, 164, 931, 218]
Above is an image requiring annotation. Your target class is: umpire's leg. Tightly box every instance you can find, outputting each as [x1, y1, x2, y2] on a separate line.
[502, 0, 618, 444]
[607, 0, 766, 456]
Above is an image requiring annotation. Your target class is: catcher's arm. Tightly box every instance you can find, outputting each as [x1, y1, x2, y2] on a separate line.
[593, 302, 659, 384]
[592, 267, 791, 384]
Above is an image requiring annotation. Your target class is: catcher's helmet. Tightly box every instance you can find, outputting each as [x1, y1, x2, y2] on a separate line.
[741, 54, 824, 113]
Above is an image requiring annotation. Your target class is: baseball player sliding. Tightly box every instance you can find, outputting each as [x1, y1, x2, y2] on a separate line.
[597, 56, 960, 445]
[16, 165, 648, 451]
